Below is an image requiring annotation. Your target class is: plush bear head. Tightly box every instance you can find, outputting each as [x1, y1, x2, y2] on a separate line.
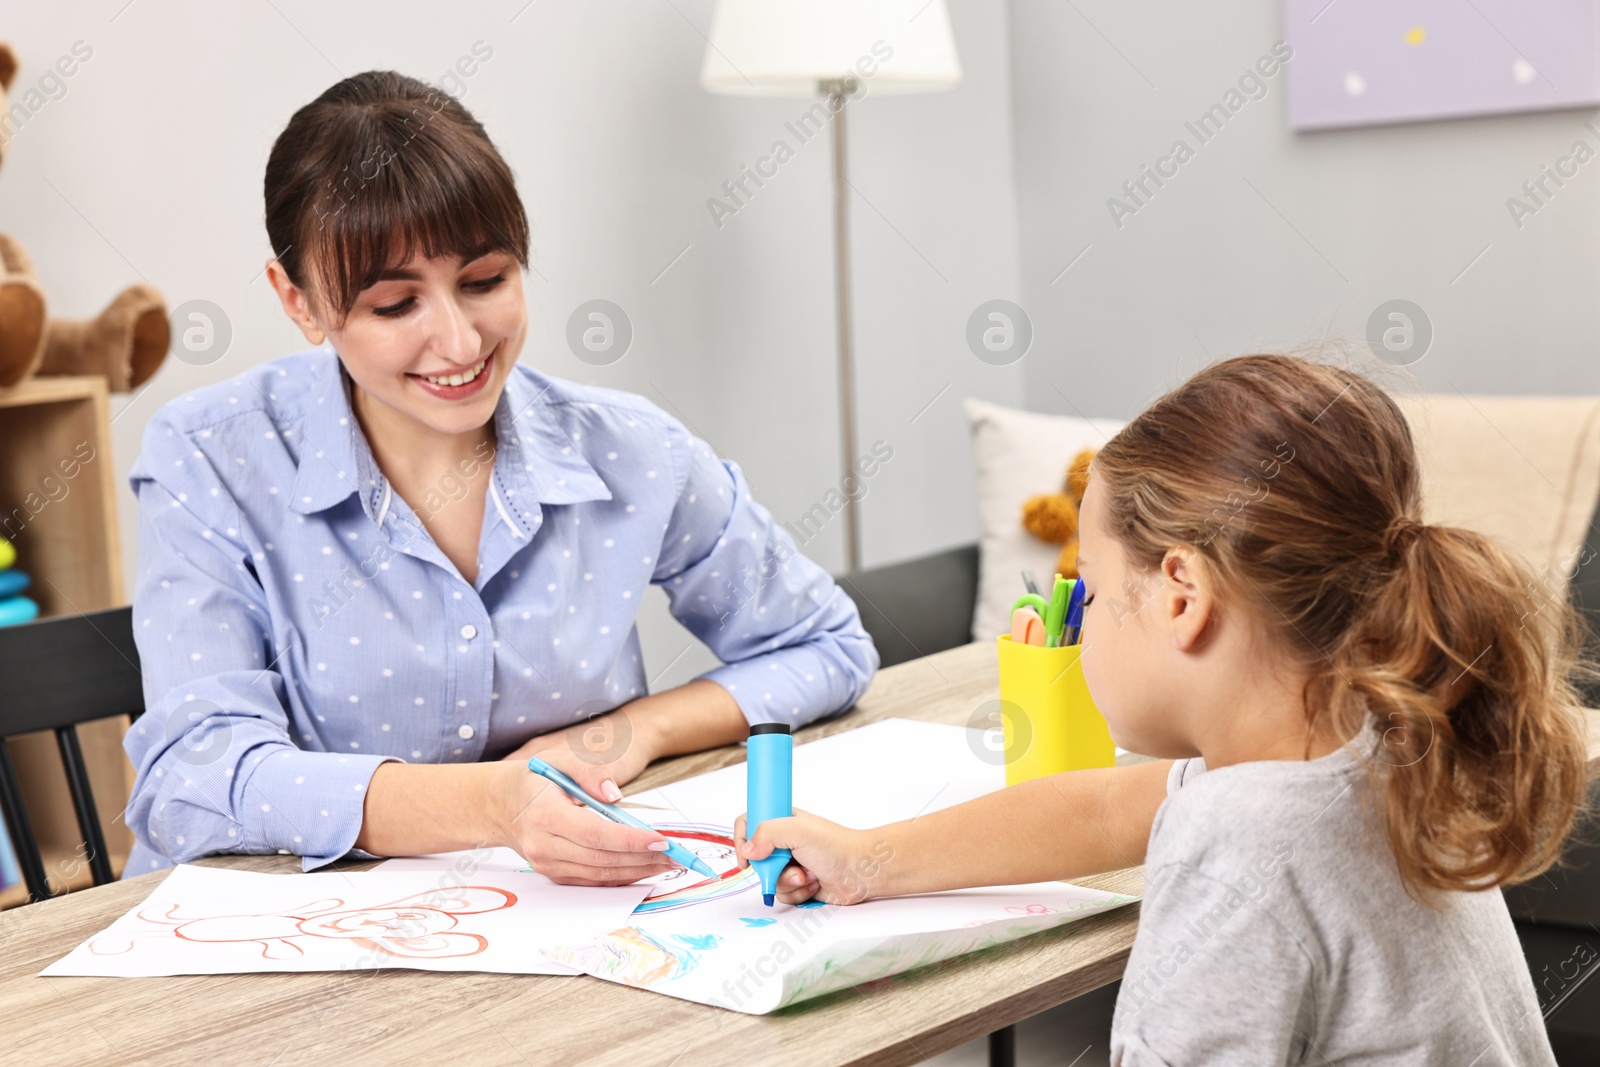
[1021, 447, 1097, 580]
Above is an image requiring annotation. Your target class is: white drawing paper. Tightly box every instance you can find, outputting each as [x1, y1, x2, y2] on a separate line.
[40, 862, 651, 978]
[539, 719, 1139, 1013]
[624, 717, 1011, 828]
[546, 876, 1138, 1014]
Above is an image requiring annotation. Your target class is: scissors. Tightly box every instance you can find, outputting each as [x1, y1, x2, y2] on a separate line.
[1009, 594, 1049, 647]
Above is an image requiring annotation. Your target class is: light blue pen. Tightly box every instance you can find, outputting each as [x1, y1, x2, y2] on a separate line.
[526, 755, 715, 877]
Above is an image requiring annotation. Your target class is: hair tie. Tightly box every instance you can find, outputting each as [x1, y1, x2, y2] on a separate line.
[1382, 516, 1426, 558]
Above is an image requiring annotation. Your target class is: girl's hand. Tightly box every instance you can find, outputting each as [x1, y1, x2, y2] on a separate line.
[733, 809, 896, 906]
[492, 749, 678, 886]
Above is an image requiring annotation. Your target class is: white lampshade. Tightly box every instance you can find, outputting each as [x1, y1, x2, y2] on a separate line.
[700, 0, 962, 96]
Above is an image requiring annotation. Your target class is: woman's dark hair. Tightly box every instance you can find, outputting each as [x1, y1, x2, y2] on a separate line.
[264, 71, 529, 325]
[1093, 354, 1592, 902]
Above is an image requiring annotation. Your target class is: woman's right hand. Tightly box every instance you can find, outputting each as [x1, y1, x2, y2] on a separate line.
[490, 749, 680, 886]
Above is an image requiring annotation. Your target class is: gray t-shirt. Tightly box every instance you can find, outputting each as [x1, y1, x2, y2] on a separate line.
[1108, 738, 1556, 1065]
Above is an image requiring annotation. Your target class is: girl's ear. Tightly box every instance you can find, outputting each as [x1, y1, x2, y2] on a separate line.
[1161, 546, 1215, 653]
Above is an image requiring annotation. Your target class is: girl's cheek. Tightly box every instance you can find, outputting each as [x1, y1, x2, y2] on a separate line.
[1079, 651, 1104, 706]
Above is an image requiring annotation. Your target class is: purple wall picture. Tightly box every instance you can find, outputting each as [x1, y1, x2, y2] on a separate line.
[1284, 0, 1600, 131]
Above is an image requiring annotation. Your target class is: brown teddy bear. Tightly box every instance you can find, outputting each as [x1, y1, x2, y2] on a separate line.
[1022, 447, 1096, 579]
[0, 43, 169, 391]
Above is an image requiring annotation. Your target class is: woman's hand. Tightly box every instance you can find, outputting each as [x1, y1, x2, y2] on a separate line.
[490, 748, 678, 886]
[733, 808, 897, 906]
[499, 680, 749, 788]
[499, 704, 656, 795]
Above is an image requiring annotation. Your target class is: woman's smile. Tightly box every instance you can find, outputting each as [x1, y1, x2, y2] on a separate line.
[407, 340, 498, 401]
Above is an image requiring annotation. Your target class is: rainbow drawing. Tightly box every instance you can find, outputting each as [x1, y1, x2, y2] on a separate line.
[632, 823, 757, 915]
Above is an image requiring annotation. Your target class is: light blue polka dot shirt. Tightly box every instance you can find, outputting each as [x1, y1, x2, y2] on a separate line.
[122, 349, 878, 876]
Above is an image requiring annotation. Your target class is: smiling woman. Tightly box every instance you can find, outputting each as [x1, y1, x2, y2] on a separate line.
[121, 71, 878, 887]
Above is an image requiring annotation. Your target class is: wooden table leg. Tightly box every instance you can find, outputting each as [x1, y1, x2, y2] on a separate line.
[988, 1023, 1017, 1067]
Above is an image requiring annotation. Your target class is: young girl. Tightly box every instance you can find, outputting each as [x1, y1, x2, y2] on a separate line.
[736, 354, 1590, 1063]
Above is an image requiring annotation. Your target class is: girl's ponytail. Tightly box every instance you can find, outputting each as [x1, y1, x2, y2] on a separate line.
[1317, 519, 1590, 897]
[1095, 353, 1592, 903]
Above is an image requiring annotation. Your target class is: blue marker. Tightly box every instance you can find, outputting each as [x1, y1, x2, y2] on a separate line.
[525, 755, 715, 877]
[1063, 577, 1087, 646]
[746, 723, 793, 907]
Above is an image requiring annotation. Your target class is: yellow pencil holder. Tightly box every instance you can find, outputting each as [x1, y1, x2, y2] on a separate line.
[995, 635, 1115, 785]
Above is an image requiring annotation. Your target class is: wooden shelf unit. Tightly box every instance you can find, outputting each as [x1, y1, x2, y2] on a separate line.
[0, 375, 135, 908]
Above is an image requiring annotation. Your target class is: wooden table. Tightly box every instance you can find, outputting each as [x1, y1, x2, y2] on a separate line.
[0, 642, 1145, 1066]
[10, 642, 1596, 1066]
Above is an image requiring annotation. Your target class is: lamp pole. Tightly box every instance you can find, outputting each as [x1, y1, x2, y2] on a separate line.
[823, 77, 861, 575]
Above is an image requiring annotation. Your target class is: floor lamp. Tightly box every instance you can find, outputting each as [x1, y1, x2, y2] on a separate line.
[701, 0, 961, 574]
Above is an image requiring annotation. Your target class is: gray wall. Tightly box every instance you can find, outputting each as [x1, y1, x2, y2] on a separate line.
[1009, 0, 1600, 422]
[9, 0, 1597, 690]
[0, 0, 1024, 689]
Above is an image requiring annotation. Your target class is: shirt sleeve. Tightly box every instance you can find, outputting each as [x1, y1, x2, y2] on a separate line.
[125, 415, 397, 872]
[1167, 756, 1207, 796]
[1110, 861, 1317, 1065]
[649, 420, 879, 729]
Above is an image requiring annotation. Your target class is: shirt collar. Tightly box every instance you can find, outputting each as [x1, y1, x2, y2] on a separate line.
[288, 354, 613, 519]
[288, 355, 368, 515]
[493, 365, 613, 509]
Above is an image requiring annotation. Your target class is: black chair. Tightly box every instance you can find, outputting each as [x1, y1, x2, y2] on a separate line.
[1503, 503, 1600, 1060]
[836, 542, 980, 669]
[0, 606, 143, 903]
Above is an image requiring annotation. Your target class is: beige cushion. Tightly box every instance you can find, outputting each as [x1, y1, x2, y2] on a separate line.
[964, 393, 1600, 642]
[1393, 394, 1600, 582]
[963, 398, 1124, 642]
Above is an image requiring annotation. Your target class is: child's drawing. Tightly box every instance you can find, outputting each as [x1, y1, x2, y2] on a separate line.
[87, 886, 517, 961]
[43, 864, 655, 979]
[631, 823, 756, 914]
[639, 823, 738, 884]
[548, 874, 1142, 1014]
[555, 924, 708, 986]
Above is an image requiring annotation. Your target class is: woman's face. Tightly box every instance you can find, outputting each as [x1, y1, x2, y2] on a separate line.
[270, 248, 527, 439]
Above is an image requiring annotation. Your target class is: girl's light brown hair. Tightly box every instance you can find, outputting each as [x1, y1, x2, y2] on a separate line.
[264, 71, 529, 326]
[1094, 353, 1591, 900]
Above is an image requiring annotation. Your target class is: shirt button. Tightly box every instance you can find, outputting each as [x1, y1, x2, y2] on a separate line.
[458, 724, 475, 740]
[459, 624, 478, 640]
